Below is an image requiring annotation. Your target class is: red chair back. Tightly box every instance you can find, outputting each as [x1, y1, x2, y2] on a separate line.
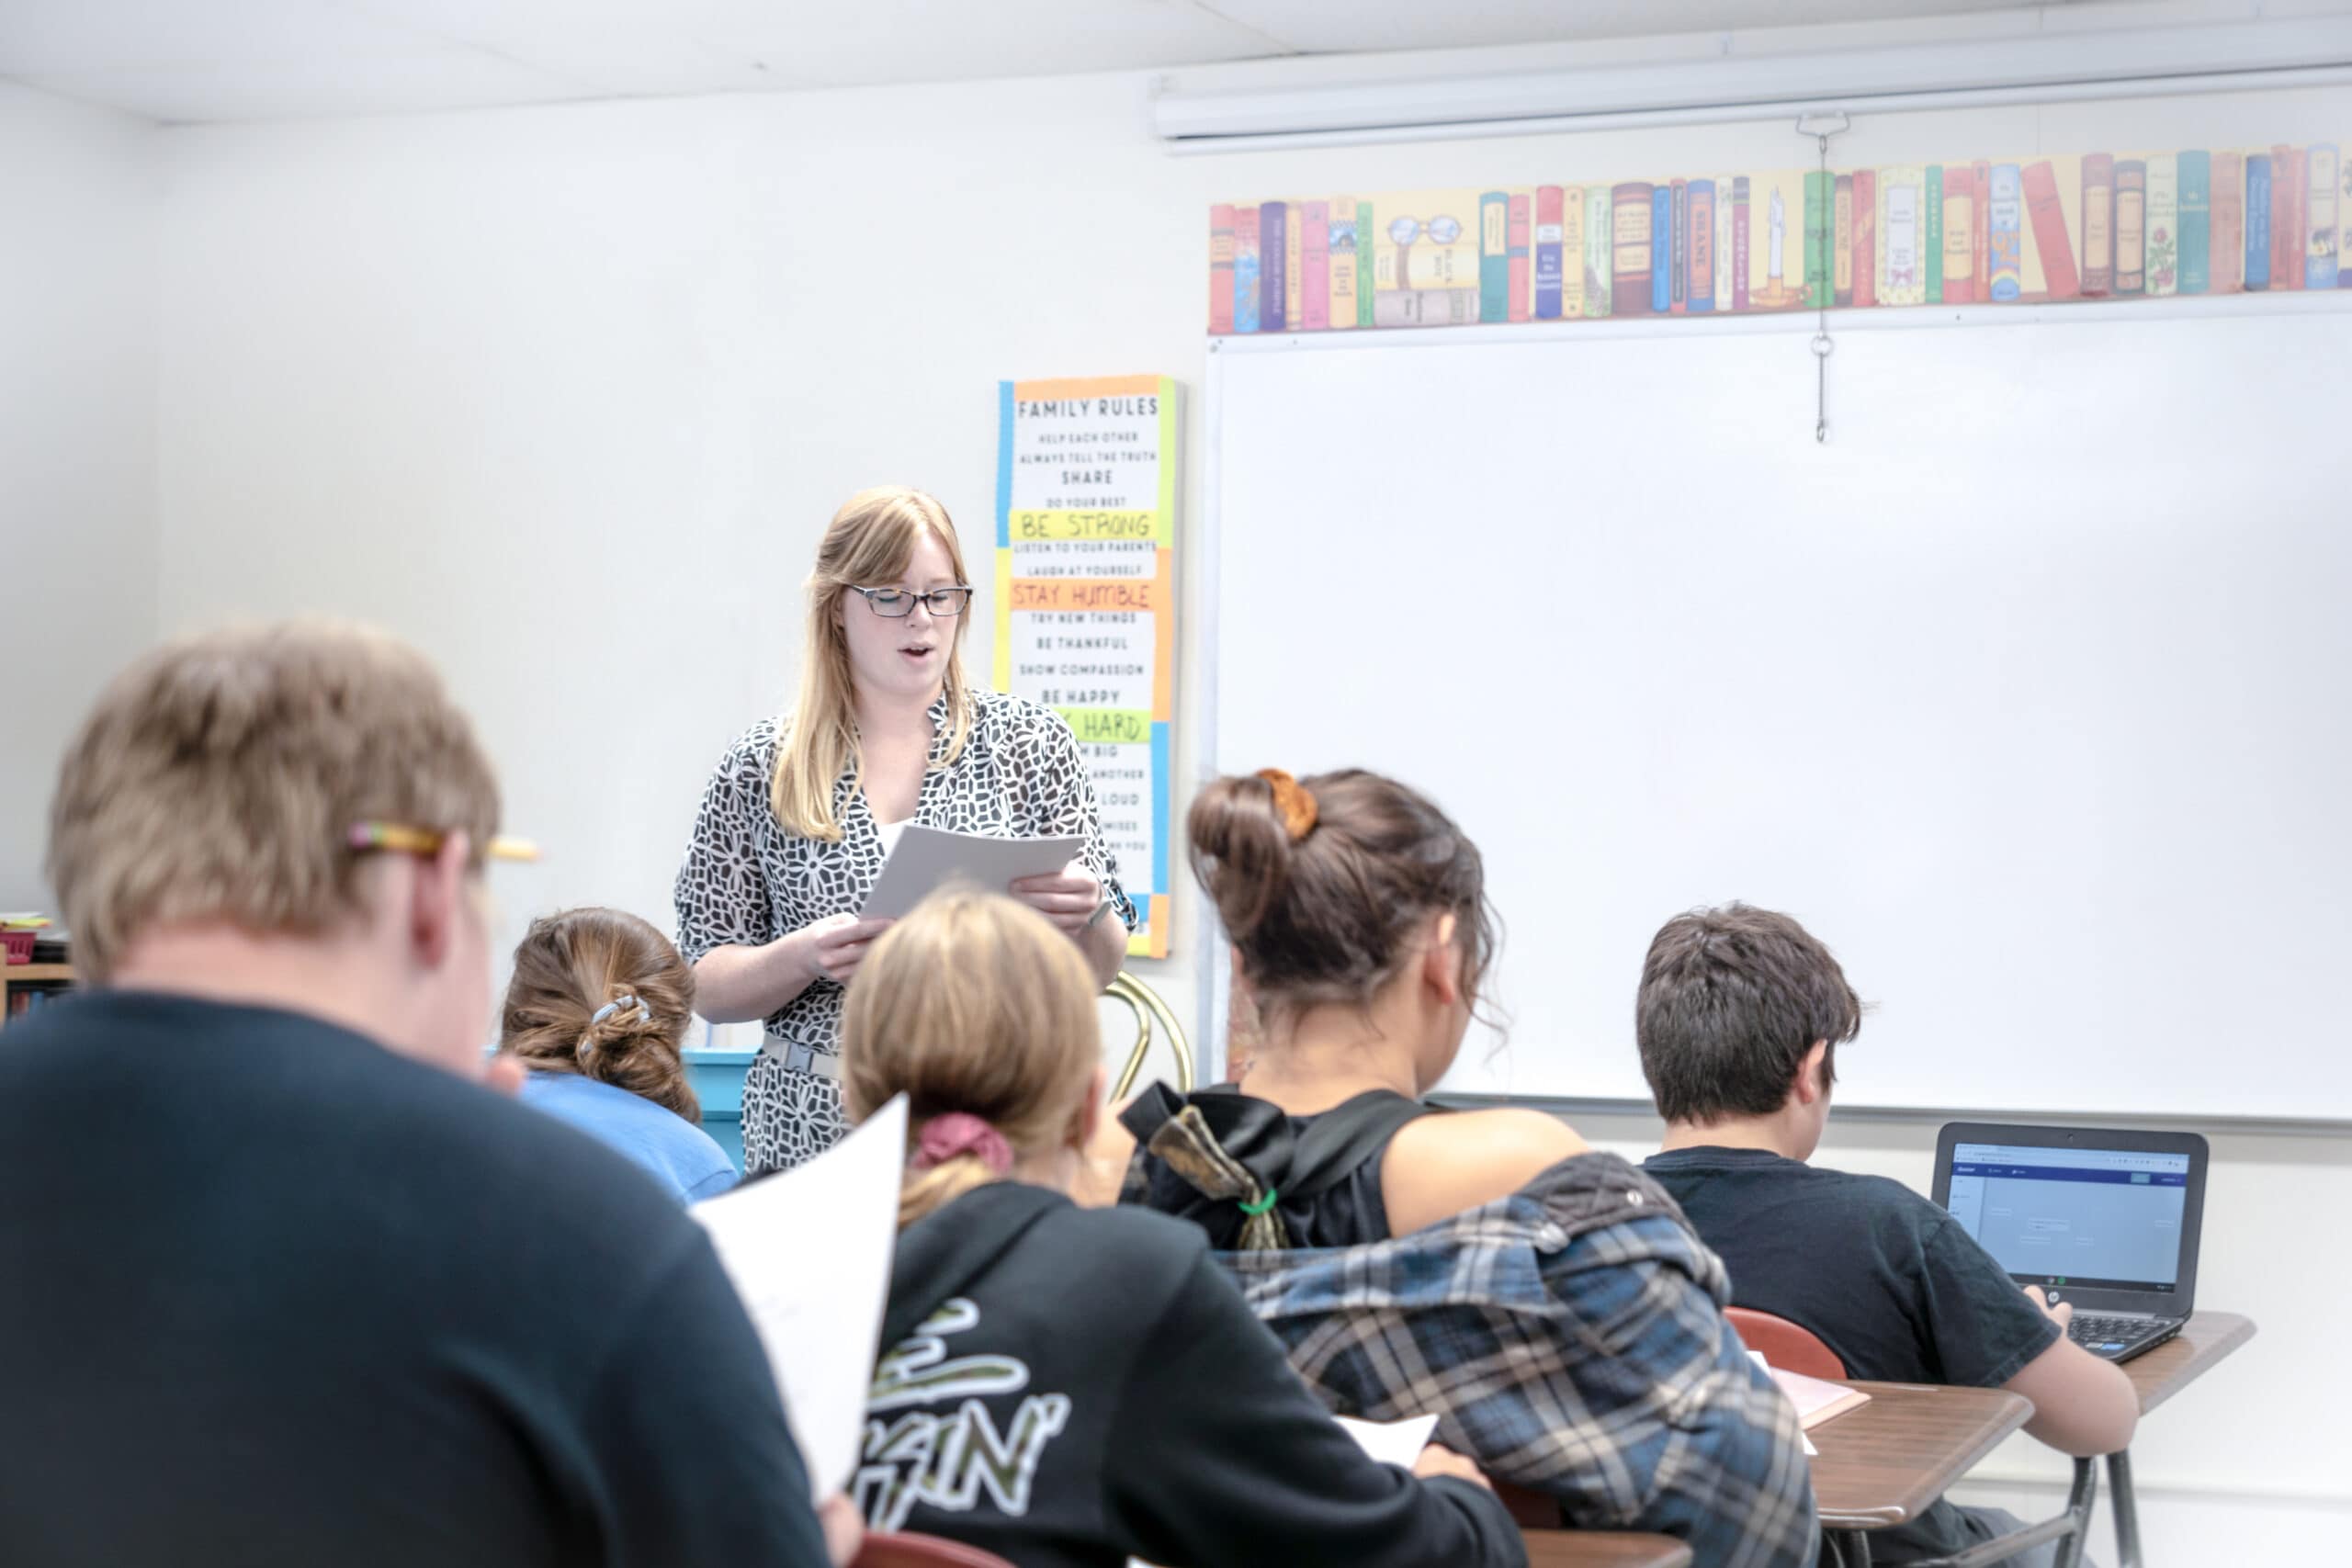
[1725, 1307, 1848, 1380]
[853, 1531, 1018, 1568]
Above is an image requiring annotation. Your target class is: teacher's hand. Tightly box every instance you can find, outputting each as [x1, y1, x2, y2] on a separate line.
[1011, 861, 1104, 936]
[797, 913, 893, 987]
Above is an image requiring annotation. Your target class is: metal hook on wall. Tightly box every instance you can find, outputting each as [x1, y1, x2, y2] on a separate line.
[1795, 109, 1852, 445]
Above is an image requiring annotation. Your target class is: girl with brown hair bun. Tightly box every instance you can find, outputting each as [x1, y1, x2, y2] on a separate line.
[1100, 767, 1820, 1567]
[501, 907, 739, 1205]
[836, 886, 1525, 1568]
[674, 486, 1135, 1177]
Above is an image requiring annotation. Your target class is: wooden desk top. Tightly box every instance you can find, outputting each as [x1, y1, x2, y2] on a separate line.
[1808, 1381, 2034, 1529]
[1521, 1531, 1692, 1568]
[2121, 1310, 2256, 1416]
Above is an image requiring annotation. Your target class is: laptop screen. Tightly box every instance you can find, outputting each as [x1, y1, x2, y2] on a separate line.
[1943, 1142, 2192, 1294]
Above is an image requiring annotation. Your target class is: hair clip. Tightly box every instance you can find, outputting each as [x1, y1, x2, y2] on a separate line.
[1253, 769, 1319, 840]
[588, 995, 650, 1028]
[578, 994, 651, 1059]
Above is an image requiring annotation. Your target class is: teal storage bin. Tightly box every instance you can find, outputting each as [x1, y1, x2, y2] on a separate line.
[684, 1044, 757, 1175]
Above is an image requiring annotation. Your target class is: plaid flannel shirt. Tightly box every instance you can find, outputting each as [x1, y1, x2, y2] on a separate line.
[1212, 1152, 1819, 1568]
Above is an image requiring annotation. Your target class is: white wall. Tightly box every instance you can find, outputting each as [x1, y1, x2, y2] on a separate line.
[0, 85, 156, 911]
[149, 15, 2350, 1549]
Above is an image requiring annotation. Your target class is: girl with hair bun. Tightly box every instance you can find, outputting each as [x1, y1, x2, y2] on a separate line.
[1098, 767, 1820, 1567]
[836, 886, 1525, 1568]
[501, 907, 739, 1204]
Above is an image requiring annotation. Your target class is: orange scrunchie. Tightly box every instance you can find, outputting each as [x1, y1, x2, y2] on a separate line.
[1255, 768, 1319, 840]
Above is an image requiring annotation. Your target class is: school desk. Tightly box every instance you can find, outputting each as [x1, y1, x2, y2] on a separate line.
[1808, 1381, 2045, 1568]
[1519, 1530, 1691, 1568]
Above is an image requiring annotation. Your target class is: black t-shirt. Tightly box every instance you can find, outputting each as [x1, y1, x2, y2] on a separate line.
[861, 1180, 1526, 1568]
[0, 992, 830, 1568]
[1644, 1146, 2061, 1563]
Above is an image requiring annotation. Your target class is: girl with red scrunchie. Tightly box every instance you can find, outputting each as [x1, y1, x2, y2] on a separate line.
[832, 887, 1525, 1568]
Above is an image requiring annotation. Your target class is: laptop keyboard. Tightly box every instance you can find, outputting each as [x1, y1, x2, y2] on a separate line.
[2066, 1314, 2182, 1361]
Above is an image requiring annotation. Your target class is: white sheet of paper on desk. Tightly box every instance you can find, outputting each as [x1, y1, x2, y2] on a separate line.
[695, 1095, 907, 1500]
[858, 825, 1084, 919]
[1758, 1354, 1825, 1457]
[1335, 1413, 1440, 1470]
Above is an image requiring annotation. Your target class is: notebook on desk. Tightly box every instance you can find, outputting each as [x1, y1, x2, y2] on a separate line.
[1932, 1122, 2208, 1364]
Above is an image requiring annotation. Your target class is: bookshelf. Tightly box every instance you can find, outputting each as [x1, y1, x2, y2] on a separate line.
[1, 964, 75, 1029]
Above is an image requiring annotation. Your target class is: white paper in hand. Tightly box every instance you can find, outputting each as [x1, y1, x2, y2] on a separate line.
[858, 825, 1083, 919]
[695, 1096, 907, 1500]
[1335, 1413, 1441, 1470]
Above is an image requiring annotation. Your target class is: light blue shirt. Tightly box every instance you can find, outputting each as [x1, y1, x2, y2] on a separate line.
[517, 1072, 740, 1205]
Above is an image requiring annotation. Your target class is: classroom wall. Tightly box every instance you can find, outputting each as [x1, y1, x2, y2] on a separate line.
[0, 85, 157, 911]
[148, 5, 2349, 1548]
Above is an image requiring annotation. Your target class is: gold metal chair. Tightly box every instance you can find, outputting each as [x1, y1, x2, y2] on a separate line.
[1104, 971, 1193, 1099]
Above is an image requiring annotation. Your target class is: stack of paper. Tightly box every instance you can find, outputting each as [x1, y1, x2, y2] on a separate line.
[858, 826, 1083, 919]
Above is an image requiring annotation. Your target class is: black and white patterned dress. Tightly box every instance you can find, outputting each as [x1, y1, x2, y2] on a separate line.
[675, 689, 1136, 1174]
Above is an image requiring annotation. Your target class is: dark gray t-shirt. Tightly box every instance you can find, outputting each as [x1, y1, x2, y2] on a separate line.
[1645, 1145, 2061, 1563]
[0, 991, 829, 1568]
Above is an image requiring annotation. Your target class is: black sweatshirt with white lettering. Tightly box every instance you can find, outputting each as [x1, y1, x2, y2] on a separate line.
[854, 1180, 1525, 1568]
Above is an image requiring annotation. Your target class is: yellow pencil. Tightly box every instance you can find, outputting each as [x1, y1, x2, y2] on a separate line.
[348, 823, 541, 862]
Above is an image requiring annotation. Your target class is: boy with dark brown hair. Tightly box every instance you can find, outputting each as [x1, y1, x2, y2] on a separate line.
[1637, 903, 2137, 1567]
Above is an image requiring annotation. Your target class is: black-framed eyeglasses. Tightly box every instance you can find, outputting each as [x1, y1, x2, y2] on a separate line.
[851, 585, 973, 618]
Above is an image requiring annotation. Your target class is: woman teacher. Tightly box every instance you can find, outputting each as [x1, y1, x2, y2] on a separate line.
[677, 486, 1135, 1173]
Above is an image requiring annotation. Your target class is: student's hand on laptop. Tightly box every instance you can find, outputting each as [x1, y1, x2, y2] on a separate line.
[2024, 1284, 2074, 1331]
[818, 1494, 864, 1567]
[1412, 1444, 1492, 1490]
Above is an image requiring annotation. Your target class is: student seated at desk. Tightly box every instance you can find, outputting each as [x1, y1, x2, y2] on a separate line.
[500, 907, 738, 1204]
[1634, 903, 2138, 1568]
[0, 622, 838, 1568]
[838, 887, 1526, 1568]
[1100, 769, 1817, 1568]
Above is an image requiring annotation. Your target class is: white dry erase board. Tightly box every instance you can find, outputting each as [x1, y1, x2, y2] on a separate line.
[1202, 294, 2352, 1123]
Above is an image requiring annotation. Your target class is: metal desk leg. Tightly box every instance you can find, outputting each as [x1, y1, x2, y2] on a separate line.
[1828, 1529, 1873, 1568]
[2052, 1456, 2100, 1568]
[2108, 1448, 2143, 1568]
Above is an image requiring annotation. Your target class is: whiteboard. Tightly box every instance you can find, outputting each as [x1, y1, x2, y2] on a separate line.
[1206, 297, 2352, 1122]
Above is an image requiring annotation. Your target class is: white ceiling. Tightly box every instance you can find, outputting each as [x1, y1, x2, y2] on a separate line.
[0, 1, 2064, 124]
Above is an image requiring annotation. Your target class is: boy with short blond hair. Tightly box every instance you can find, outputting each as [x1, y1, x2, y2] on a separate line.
[1, 621, 836, 1568]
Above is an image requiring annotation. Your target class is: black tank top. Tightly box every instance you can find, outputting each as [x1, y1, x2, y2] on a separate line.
[1120, 1084, 1439, 1250]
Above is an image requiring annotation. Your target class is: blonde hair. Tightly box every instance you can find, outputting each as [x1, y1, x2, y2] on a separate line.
[48, 620, 500, 984]
[772, 487, 977, 840]
[841, 887, 1100, 1227]
[499, 908, 700, 1121]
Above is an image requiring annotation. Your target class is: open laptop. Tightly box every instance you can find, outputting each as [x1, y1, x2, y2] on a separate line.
[1932, 1122, 2208, 1364]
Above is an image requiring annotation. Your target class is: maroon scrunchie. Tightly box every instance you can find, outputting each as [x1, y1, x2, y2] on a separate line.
[912, 1111, 1014, 1175]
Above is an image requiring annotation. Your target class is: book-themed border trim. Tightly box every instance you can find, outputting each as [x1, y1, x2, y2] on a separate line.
[1208, 143, 2347, 334]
